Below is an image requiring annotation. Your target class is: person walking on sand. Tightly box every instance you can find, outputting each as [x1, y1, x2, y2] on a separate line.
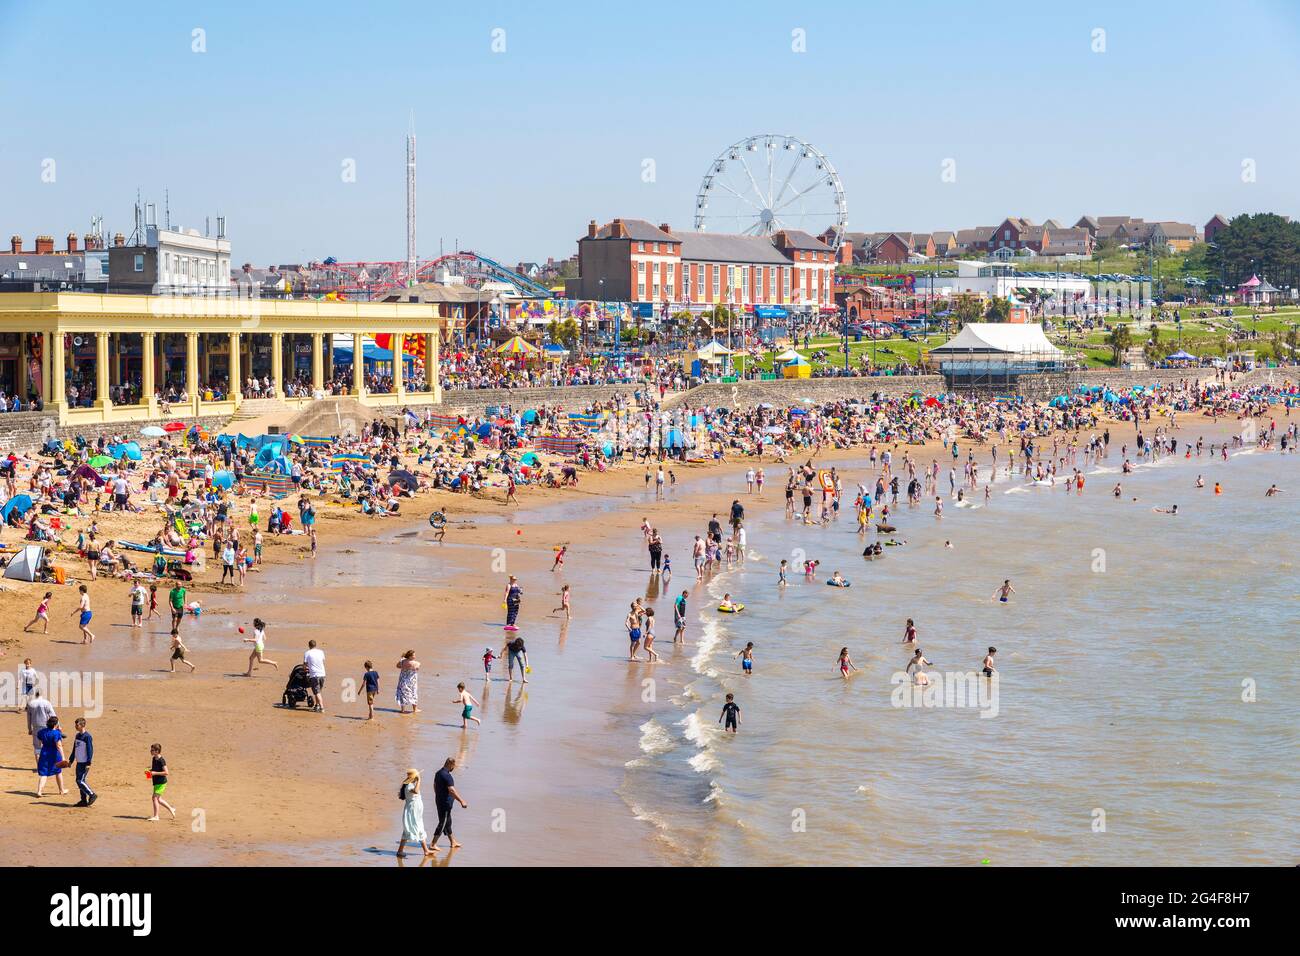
[304, 640, 326, 712]
[24, 591, 52, 634]
[396, 650, 421, 714]
[242, 618, 279, 676]
[992, 579, 1016, 604]
[129, 581, 147, 629]
[453, 682, 480, 728]
[168, 581, 186, 636]
[146, 743, 176, 821]
[362, 661, 380, 720]
[432, 757, 467, 850]
[396, 769, 435, 858]
[25, 690, 55, 769]
[18, 658, 38, 711]
[168, 633, 196, 673]
[673, 589, 688, 643]
[71, 585, 95, 644]
[35, 715, 68, 798]
[72, 717, 96, 807]
[503, 576, 522, 630]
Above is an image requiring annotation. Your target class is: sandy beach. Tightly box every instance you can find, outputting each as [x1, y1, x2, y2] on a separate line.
[0, 397, 1290, 866]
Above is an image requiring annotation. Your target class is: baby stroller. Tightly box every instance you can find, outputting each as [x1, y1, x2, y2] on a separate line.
[282, 663, 316, 709]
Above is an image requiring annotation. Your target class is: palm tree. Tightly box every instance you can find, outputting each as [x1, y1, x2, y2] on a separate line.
[1108, 324, 1132, 365]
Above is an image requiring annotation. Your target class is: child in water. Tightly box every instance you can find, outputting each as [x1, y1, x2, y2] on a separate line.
[734, 642, 755, 675]
[837, 647, 859, 679]
[718, 693, 741, 733]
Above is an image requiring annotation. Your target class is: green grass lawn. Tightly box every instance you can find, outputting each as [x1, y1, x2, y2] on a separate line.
[731, 333, 948, 373]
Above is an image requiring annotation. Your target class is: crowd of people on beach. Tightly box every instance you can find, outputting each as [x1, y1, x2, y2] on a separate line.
[2, 362, 1295, 858]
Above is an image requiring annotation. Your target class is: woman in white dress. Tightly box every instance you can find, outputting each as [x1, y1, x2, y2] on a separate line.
[397, 769, 434, 857]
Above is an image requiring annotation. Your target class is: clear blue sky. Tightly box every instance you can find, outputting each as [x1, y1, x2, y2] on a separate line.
[2, 0, 1298, 267]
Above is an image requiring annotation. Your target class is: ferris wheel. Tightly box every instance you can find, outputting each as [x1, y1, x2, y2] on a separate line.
[694, 135, 847, 247]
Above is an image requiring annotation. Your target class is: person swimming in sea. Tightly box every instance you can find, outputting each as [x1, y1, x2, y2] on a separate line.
[837, 647, 859, 680]
[903, 618, 917, 644]
[829, 570, 848, 587]
[982, 646, 997, 678]
[1153, 504, 1179, 515]
[906, 648, 932, 686]
[993, 579, 1015, 603]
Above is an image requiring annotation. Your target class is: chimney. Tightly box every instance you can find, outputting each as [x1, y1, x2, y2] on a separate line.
[113, 232, 126, 247]
[839, 241, 853, 265]
[83, 233, 99, 250]
[35, 235, 54, 254]
[612, 218, 626, 238]
[587, 219, 597, 239]
[659, 223, 672, 235]
[9, 235, 20, 254]
[66, 232, 79, 253]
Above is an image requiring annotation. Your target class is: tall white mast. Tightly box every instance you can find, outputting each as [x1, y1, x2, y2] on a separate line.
[406, 115, 417, 286]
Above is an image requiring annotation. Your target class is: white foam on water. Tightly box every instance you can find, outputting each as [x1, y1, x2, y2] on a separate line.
[691, 617, 725, 675]
[681, 709, 724, 774]
[637, 717, 676, 757]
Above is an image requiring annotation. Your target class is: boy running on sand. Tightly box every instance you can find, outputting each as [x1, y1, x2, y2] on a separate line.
[71, 585, 95, 644]
[169, 634, 196, 673]
[453, 683, 481, 728]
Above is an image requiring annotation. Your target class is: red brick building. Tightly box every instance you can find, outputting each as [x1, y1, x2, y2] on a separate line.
[1204, 213, 1230, 245]
[566, 218, 837, 314]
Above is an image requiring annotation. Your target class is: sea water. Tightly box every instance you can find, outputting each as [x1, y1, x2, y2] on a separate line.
[619, 444, 1299, 865]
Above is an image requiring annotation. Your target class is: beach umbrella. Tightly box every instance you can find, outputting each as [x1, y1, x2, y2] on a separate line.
[141, 425, 166, 438]
[212, 470, 235, 489]
[88, 455, 114, 467]
[162, 421, 186, 433]
[389, 469, 419, 491]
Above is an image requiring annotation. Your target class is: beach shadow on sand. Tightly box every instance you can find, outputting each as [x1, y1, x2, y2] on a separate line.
[363, 845, 458, 864]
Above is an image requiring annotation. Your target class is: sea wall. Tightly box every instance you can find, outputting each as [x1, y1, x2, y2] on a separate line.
[0, 411, 232, 453]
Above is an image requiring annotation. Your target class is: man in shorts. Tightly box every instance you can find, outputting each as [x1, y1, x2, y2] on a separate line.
[168, 582, 186, 635]
[304, 640, 326, 712]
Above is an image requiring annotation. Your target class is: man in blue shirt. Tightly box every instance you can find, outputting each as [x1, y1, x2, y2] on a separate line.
[73, 717, 96, 807]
